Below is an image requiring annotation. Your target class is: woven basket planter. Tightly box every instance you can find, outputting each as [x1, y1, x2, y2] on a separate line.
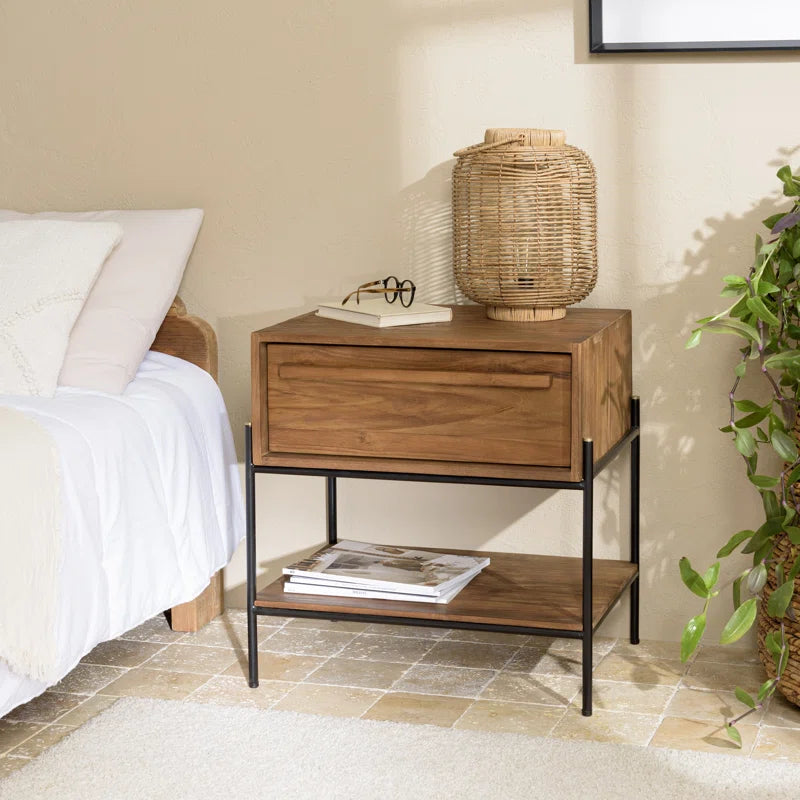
[758, 532, 800, 706]
[452, 127, 597, 322]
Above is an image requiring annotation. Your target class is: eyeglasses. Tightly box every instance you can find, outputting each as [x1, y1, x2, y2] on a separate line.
[342, 276, 416, 308]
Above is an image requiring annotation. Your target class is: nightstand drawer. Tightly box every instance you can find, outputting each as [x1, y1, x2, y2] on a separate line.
[266, 344, 571, 466]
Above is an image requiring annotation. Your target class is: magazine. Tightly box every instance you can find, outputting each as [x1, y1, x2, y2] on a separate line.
[288, 574, 480, 597]
[282, 540, 489, 597]
[284, 574, 473, 604]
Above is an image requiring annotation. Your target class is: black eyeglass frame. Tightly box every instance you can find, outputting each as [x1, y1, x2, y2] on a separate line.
[341, 276, 416, 308]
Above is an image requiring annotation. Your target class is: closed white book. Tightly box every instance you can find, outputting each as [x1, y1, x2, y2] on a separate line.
[282, 540, 490, 596]
[316, 298, 452, 328]
[284, 574, 474, 604]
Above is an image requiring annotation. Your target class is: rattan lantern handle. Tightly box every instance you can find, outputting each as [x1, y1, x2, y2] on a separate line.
[453, 135, 524, 158]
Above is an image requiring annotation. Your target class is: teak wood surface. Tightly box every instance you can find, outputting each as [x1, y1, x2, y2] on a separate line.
[152, 297, 224, 632]
[256, 548, 638, 631]
[251, 305, 632, 482]
[268, 345, 571, 467]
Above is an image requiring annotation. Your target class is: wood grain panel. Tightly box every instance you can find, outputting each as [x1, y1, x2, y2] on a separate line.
[577, 310, 632, 467]
[277, 364, 553, 390]
[254, 305, 630, 353]
[267, 344, 571, 467]
[170, 570, 224, 632]
[255, 451, 574, 482]
[256, 548, 638, 631]
[151, 298, 218, 382]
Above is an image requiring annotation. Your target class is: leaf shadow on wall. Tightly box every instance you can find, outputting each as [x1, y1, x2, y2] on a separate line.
[341, 157, 567, 556]
[600, 150, 799, 640]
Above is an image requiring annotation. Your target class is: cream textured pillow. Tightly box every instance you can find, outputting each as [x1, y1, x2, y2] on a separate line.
[0, 209, 204, 394]
[0, 220, 122, 397]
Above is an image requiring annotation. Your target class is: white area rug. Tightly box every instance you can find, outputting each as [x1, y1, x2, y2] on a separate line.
[1, 698, 799, 800]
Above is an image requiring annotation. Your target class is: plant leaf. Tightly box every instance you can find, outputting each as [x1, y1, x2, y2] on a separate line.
[766, 350, 800, 369]
[767, 580, 794, 619]
[735, 429, 756, 458]
[763, 492, 781, 521]
[764, 213, 785, 230]
[787, 526, 800, 546]
[747, 563, 768, 594]
[746, 296, 780, 327]
[742, 519, 782, 554]
[703, 562, 720, 590]
[720, 598, 757, 644]
[726, 724, 742, 748]
[736, 408, 771, 428]
[735, 687, 756, 708]
[748, 474, 778, 488]
[679, 557, 709, 599]
[773, 210, 800, 234]
[734, 400, 763, 412]
[717, 530, 755, 558]
[733, 575, 743, 609]
[772, 429, 798, 462]
[704, 318, 760, 343]
[758, 677, 778, 702]
[734, 361, 746, 378]
[723, 275, 748, 287]
[765, 630, 783, 657]
[680, 613, 706, 663]
[757, 280, 780, 295]
[686, 329, 702, 349]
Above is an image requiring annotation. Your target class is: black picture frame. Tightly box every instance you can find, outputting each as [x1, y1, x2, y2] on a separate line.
[589, 0, 800, 53]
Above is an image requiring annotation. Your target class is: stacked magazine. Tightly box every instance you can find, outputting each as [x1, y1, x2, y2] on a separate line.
[283, 540, 489, 604]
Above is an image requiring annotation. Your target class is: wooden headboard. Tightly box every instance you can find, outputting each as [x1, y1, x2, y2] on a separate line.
[151, 297, 218, 381]
[150, 296, 224, 632]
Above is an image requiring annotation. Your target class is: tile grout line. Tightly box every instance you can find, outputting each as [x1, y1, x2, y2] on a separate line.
[642, 660, 691, 749]
[8, 614, 797, 761]
[359, 628, 452, 719]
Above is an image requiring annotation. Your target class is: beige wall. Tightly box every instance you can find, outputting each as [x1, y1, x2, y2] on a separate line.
[2, 1, 799, 641]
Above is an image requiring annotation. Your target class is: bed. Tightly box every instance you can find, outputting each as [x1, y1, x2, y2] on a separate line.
[0, 298, 244, 718]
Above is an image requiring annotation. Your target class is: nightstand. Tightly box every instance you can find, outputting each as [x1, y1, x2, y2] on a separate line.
[246, 305, 640, 715]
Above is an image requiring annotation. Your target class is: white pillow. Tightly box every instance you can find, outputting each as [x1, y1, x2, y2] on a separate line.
[0, 220, 122, 397]
[0, 209, 203, 394]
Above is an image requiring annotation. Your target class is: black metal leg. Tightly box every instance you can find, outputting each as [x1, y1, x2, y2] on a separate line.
[326, 476, 337, 545]
[581, 438, 594, 717]
[630, 397, 641, 645]
[245, 424, 259, 688]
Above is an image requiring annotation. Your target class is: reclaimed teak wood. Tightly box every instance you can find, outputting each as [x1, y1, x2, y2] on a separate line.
[246, 305, 640, 716]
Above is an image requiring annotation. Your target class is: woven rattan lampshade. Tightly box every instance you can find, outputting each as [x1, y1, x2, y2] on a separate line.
[452, 128, 597, 322]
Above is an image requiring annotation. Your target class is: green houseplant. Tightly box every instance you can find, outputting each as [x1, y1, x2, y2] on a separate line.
[683, 166, 800, 746]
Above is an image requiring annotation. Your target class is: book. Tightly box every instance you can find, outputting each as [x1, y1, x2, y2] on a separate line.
[282, 540, 490, 597]
[284, 574, 474, 604]
[287, 572, 485, 597]
[316, 298, 452, 328]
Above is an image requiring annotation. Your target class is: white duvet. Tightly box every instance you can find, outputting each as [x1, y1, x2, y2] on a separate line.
[0, 352, 244, 717]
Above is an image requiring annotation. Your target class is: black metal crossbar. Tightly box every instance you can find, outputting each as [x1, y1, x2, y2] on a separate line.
[245, 397, 642, 717]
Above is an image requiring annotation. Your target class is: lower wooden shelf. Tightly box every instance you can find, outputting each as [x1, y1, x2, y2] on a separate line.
[255, 548, 638, 633]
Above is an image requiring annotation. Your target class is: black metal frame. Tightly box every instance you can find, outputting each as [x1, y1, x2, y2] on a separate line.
[246, 397, 641, 717]
[589, 0, 800, 53]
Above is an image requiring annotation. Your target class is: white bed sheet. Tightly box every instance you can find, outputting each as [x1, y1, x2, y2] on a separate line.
[0, 352, 244, 717]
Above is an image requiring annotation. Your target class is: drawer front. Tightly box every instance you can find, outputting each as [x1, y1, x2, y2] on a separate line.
[266, 344, 571, 467]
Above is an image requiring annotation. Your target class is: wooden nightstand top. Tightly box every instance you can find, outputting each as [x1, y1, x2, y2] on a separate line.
[252, 305, 630, 353]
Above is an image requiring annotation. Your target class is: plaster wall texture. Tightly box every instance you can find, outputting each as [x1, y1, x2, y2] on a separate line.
[1, 0, 798, 640]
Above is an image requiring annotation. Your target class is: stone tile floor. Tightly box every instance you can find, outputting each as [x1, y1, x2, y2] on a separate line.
[2, 610, 800, 778]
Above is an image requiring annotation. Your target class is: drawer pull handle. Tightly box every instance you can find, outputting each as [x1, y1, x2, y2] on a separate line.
[278, 364, 553, 389]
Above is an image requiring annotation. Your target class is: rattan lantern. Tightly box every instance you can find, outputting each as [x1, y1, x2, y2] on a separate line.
[452, 128, 597, 322]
